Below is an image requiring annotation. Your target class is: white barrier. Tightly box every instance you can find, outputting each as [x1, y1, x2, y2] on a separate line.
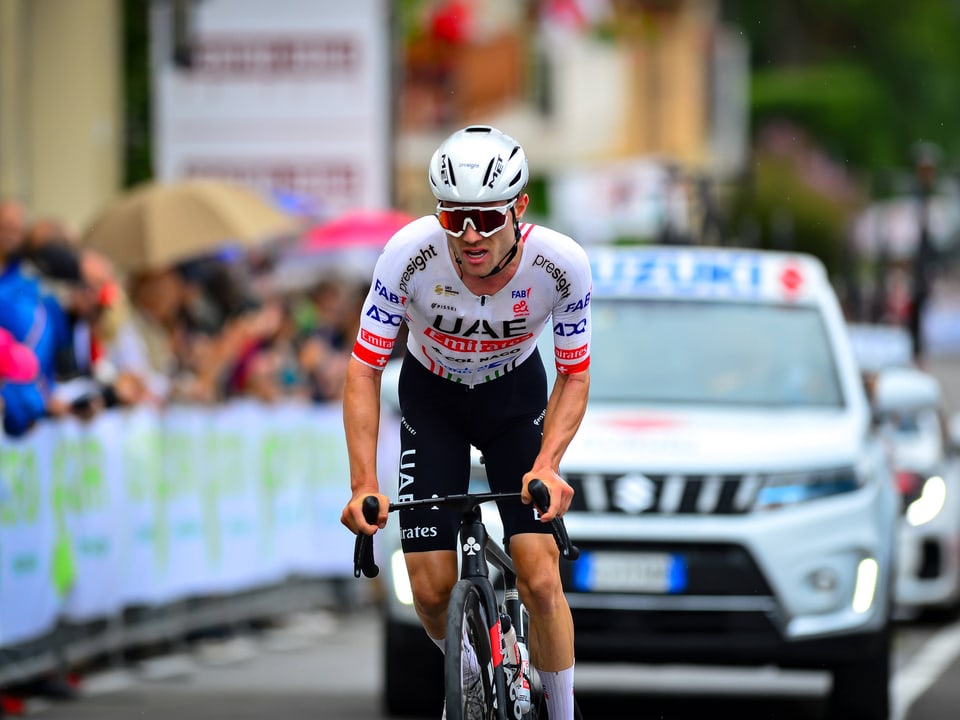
[0, 401, 398, 650]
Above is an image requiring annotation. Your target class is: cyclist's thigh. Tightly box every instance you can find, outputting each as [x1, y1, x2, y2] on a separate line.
[403, 549, 459, 598]
[397, 357, 472, 552]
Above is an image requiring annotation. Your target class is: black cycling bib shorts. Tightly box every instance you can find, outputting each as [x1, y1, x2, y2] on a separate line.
[395, 349, 553, 553]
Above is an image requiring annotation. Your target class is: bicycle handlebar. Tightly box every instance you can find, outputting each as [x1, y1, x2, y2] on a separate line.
[351, 479, 580, 579]
[353, 496, 381, 579]
[527, 479, 580, 561]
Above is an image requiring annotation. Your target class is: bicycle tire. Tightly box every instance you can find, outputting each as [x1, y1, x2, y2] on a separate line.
[445, 580, 498, 720]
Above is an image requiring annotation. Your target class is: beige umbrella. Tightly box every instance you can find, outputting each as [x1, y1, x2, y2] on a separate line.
[82, 178, 299, 273]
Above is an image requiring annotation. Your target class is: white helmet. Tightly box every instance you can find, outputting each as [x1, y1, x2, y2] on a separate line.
[428, 125, 529, 204]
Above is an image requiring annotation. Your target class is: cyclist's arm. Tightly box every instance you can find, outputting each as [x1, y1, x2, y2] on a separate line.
[341, 357, 390, 534]
[523, 367, 590, 521]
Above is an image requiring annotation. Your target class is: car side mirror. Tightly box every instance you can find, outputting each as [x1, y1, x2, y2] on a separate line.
[949, 412, 960, 455]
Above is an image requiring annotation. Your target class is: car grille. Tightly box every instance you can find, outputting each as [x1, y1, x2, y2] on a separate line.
[566, 472, 762, 515]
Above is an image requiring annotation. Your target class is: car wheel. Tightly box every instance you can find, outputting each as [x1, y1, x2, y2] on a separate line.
[826, 625, 891, 720]
[384, 617, 444, 717]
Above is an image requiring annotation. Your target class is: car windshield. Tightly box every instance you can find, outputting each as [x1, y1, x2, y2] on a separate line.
[588, 299, 845, 407]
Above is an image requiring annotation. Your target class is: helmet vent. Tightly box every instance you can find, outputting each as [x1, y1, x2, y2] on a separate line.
[509, 170, 523, 188]
[445, 157, 457, 187]
[465, 125, 491, 134]
[481, 158, 496, 187]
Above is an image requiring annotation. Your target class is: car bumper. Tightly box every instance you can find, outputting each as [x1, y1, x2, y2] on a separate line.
[557, 485, 895, 668]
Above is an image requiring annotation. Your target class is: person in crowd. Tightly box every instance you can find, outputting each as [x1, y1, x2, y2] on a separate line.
[0, 198, 79, 426]
[341, 125, 591, 719]
[21, 239, 151, 412]
[106, 264, 215, 404]
[0, 327, 43, 437]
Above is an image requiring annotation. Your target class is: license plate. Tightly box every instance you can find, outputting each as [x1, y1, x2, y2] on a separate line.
[571, 551, 687, 593]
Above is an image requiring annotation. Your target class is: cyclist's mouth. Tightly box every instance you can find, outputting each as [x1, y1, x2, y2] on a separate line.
[463, 248, 488, 264]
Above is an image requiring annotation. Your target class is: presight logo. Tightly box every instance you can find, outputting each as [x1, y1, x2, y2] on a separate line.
[532, 254, 572, 301]
[399, 244, 438, 294]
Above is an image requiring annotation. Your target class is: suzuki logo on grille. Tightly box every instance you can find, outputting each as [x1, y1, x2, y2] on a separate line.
[612, 474, 656, 514]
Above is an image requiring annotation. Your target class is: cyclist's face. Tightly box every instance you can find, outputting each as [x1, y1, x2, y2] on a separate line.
[443, 194, 529, 279]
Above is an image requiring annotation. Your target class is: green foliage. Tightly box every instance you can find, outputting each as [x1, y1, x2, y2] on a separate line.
[727, 0, 960, 182]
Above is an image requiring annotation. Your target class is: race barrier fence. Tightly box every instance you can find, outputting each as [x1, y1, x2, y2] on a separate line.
[0, 401, 398, 686]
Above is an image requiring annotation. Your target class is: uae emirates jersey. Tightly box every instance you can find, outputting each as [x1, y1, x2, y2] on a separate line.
[352, 215, 592, 387]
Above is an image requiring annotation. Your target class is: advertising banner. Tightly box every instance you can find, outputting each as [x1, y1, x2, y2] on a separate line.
[151, 0, 391, 214]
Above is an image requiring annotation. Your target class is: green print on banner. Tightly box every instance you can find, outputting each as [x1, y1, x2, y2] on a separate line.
[121, 424, 166, 569]
[50, 437, 107, 598]
[0, 447, 41, 595]
[258, 426, 329, 557]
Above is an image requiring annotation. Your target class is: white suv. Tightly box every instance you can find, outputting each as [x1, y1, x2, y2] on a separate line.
[377, 245, 899, 720]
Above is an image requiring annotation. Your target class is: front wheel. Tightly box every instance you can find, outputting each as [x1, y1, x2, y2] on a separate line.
[445, 581, 498, 720]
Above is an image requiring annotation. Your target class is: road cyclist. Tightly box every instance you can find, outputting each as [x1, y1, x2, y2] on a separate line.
[340, 125, 593, 719]
[354, 478, 581, 718]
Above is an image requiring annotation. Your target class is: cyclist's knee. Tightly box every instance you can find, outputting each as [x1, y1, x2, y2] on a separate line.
[406, 551, 458, 617]
[512, 537, 564, 613]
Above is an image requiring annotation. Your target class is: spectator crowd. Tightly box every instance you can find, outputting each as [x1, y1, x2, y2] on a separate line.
[0, 196, 377, 439]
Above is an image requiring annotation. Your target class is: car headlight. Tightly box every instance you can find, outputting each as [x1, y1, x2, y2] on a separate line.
[390, 549, 414, 605]
[754, 467, 861, 510]
[905, 475, 946, 527]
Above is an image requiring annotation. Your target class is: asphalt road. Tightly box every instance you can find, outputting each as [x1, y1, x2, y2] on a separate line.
[10, 604, 958, 720]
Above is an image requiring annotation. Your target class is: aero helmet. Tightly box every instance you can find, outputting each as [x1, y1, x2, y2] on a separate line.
[428, 125, 529, 204]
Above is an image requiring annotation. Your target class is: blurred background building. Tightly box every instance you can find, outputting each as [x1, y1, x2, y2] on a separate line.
[3, 0, 960, 351]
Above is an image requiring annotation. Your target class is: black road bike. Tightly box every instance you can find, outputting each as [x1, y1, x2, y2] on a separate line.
[354, 479, 581, 720]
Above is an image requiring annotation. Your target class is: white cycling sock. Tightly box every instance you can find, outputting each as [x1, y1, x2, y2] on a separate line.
[539, 662, 575, 720]
[428, 634, 445, 653]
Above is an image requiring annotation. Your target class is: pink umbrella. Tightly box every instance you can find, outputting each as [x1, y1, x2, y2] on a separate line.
[270, 209, 419, 292]
[297, 209, 416, 254]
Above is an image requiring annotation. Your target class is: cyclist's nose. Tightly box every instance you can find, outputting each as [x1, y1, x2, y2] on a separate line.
[460, 222, 483, 243]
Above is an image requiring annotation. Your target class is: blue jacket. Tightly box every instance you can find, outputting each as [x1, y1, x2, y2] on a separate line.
[0, 259, 70, 435]
[2, 381, 46, 437]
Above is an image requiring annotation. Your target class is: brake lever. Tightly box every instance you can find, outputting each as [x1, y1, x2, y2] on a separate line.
[527, 478, 580, 561]
[353, 495, 382, 579]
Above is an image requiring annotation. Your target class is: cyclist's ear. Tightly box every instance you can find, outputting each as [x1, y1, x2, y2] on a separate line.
[514, 193, 530, 220]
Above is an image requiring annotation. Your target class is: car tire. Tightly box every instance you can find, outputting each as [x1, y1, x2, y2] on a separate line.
[826, 625, 891, 720]
[384, 617, 444, 717]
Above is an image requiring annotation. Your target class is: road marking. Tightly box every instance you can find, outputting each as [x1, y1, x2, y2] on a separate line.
[893, 620, 960, 720]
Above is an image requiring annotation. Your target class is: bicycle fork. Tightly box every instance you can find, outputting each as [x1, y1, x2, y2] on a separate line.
[458, 509, 512, 719]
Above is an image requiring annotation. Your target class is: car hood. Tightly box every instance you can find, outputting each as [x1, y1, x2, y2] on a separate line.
[563, 404, 868, 473]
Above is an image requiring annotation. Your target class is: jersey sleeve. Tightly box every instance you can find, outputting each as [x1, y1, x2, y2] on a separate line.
[351, 238, 412, 371]
[551, 242, 592, 376]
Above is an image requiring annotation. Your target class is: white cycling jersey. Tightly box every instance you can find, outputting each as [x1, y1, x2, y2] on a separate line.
[351, 215, 592, 387]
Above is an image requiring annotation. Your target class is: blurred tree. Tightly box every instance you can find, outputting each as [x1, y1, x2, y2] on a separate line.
[725, 0, 960, 185]
[722, 0, 960, 281]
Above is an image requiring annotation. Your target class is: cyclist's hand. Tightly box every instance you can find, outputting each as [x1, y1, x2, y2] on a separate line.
[341, 491, 390, 535]
[521, 469, 573, 522]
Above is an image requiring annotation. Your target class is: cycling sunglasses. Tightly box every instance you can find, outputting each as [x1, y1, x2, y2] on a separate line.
[436, 198, 517, 238]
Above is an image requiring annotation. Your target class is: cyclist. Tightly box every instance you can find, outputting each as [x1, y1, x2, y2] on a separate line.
[341, 125, 591, 719]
